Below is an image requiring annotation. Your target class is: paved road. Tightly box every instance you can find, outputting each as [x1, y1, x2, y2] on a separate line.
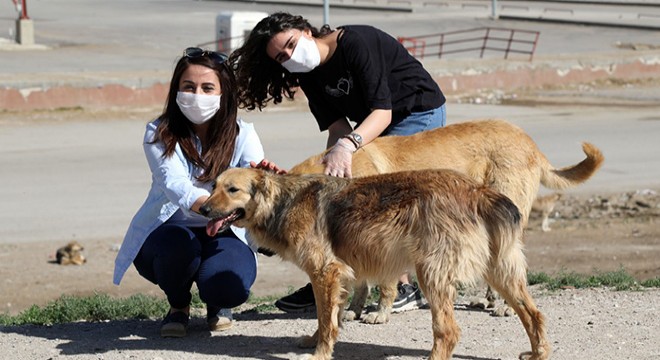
[2, 0, 660, 79]
[1, 102, 659, 245]
[1, 1, 659, 244]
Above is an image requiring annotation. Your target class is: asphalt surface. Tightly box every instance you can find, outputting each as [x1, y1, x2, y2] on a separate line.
[2, 102, 660, 245]
[2, 0, 660, 81]
[1, 1, 659, 246]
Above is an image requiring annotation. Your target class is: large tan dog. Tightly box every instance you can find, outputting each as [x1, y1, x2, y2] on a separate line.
[290, 119, 604, 322]
[201, 168, 550, 360]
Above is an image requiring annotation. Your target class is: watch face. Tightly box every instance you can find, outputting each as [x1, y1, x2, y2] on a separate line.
[352, 133, 363, 143]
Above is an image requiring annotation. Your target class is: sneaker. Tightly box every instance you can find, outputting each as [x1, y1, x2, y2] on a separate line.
[274, 283, 316, 313]
[391, 283, 425, 313]
[207, 306, 233, 331]
[160, 311, 189, 338]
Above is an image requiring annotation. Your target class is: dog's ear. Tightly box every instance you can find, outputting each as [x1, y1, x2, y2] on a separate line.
[251, 169, 272, 195]
[251, 169, 279, 205]
[248, 169, 264, 196]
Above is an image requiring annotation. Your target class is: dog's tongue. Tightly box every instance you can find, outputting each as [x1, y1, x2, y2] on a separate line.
[206, 218, 227, 237]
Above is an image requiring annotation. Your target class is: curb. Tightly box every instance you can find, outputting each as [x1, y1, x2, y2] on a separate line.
[1, 51, 659, 111]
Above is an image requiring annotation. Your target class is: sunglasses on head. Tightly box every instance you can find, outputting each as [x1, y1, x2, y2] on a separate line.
[183, 47, 228, 64]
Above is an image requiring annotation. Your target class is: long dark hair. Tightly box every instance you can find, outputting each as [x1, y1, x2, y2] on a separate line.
[153, 53, 239, 183]
[229, 12, 332, 111]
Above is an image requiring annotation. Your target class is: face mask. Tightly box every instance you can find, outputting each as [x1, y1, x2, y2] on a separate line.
[281, 34, 321, 73]
[176, 92, 221, 125]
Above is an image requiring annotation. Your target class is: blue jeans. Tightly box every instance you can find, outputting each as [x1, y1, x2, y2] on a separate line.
[385, 104, 446, 136]
[134, 224, 257, 309]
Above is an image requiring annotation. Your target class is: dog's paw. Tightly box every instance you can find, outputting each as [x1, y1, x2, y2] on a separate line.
[361, 311, 389, 324]
[297, 335, 317, 349]
[468, 297, 489, 310]
[518, 350, 549, 360]
[296, 354, 315, 360]
[342, 310, 358, 322]
[492, 305, 516, 317]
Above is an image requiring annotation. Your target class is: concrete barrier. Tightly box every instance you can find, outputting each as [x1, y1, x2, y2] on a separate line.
[2, 50, 658, 111]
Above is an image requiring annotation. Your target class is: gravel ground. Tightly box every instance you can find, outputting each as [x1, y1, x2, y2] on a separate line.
[1, 287, 659, 360]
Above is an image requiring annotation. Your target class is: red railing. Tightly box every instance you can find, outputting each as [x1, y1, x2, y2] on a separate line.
[398, 27, 540, 61]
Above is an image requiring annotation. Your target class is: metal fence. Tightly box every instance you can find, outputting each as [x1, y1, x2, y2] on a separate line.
[398, 27, 540, 61]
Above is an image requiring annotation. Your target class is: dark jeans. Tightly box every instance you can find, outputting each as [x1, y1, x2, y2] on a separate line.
[134, 224, 256, 309]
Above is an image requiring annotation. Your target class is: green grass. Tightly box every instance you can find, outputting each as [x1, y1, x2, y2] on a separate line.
[1, 269, 658, 326]
[0, 293, 169, 326]
[528, 267, 649, 291]
[0, 291, 283, 327]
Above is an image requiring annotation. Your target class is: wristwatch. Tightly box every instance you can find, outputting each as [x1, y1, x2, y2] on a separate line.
[342, 132, 363, 149]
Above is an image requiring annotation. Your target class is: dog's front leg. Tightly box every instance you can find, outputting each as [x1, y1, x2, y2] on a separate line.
[298, 263, 347, 360]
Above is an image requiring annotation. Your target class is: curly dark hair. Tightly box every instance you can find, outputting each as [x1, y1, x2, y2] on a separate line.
[228, 12, 332, 111]
[153, 52, 239, 183]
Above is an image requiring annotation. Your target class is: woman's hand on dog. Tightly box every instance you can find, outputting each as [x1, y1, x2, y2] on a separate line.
[251, 159, 288, 174]
[323, 138, 355, 178]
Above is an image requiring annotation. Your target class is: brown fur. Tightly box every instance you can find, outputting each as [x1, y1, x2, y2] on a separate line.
[56, 241, 86, 265]
[290, 119, 604, 320]
[201, 168, 550, 360]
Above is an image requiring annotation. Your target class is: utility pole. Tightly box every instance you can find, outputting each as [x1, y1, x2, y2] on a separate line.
[20, 0, 29, 19]
[323, 0, 330, 26]
[491, 0, 499, 19]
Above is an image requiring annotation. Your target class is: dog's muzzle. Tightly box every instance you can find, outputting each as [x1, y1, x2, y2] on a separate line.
[204, 208, 245, 236]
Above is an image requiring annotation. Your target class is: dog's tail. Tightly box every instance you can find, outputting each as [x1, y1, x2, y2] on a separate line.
[541, 142, 604, 190]
[478, 190, 525, 270]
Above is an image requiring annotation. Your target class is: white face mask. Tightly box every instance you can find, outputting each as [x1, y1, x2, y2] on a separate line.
[176, 92, 221, 125]
[281, 35, 321, 73]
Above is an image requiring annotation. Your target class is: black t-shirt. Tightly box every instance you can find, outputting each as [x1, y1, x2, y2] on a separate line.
[298, 25, 445, 131]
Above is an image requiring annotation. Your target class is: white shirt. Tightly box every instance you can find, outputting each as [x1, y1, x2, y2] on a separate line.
[113, 118, 264, 285]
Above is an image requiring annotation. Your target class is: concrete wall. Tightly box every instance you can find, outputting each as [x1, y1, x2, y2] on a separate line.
[1, 50, 658, 111]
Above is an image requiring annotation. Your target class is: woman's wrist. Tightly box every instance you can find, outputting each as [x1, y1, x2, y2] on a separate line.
[335, 137, 358, 153]
[341, 132, 363, 149]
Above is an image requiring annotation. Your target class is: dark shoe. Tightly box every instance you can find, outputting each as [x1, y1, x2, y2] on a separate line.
[207, 306, 233, 331]
[160, 311, 189, 338]
[275, 283, 316, 313]
[391, 283, 426, 313]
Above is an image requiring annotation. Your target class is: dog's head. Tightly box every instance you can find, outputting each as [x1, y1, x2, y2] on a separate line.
[65, 241, 84, 252]
[200, 168, 273, 236]
[56, 241, 86, 265]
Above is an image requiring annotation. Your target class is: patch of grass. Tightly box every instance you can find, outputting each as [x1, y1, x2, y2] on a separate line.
[527, 272, 553, 286]
[53, 106, 84, 112]
[0, 291, 284, 327]
[0, 292, 169, 326]
[242, 293, 281, 314]
[527, 268, 658, 291]
[641, 277, 660, 287]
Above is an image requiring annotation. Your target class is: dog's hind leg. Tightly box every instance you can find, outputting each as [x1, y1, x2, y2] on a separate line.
[540, 212, 552, 232]
[486, 255, 550, 359]
[485, 285, 497, 308]
[343, 281, 369, 321]
[416, 268, 460, 360]
[361, 280, 396, 324]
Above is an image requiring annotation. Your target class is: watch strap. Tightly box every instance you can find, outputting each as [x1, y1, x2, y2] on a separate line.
[341, 132, 362, 149]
